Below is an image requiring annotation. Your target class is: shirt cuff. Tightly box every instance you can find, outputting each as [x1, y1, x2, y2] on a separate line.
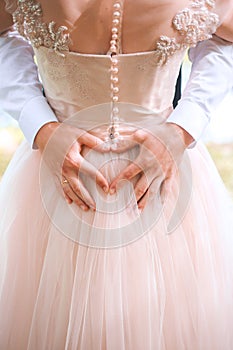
[166, 99, 210, 148]
[18, 96, 58, 149]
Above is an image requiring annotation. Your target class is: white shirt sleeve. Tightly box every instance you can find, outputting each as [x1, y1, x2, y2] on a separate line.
[0, 30, 58, 148]
[166, 35, 233, 147]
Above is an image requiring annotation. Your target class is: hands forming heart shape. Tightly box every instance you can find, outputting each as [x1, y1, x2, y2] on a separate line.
[36, 121, 193, 212]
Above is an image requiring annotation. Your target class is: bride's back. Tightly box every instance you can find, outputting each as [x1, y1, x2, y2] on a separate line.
[37, 0, 205, 54]
[2, 0, 232, 53]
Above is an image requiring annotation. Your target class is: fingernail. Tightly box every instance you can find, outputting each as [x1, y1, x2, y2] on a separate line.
[109, 188, 116, 195]
[81, 205, 87, 211]
[103, 186, 108, 193]
[90, 203, 96, 211]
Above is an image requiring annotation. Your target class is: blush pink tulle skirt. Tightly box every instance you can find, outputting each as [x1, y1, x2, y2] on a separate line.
[0, 113, 233, 349]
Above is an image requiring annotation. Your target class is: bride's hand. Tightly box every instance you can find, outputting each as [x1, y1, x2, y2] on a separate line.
[35, 122, 109, 211]
[109, 123, 193, 210]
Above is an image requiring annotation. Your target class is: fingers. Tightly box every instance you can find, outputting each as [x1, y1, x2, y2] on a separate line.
[54, 175, 73, 204]
[160, 177, 173, 204]
[78, 132, 106, 152]
[62, 175, 96, 211]
[132, 129, 148, 143]
[63, 141, 109, 193]
[137, 176, 163, 210]
[78, 157, 109, 193]
[109, 162, 142, 194]
[109, 131, 160, 194]
[64, 192, 73, 205]
[134, 169, 159, 203]
[107, 137, 138, 153]
[137, 190, 149, 211]
[138, 173, 175, 211]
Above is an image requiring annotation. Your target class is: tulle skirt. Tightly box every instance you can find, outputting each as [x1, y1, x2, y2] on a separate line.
[0, 105, 233, 350]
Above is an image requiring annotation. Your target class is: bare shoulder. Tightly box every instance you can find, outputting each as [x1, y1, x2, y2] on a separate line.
[215, 0, 233, 42]
[214, 0, 233, 20]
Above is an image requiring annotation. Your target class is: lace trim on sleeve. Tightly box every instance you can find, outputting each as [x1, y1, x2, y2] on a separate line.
[155, 0, 220, 65]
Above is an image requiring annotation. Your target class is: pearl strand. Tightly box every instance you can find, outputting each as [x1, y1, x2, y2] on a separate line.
[105, 0, 124, 149]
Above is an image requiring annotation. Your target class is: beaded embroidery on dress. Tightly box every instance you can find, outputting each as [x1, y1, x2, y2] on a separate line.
[12, 0, 71, 56]
[5, 0, 219, 63]
[1, 1, 233, 350]
[156, 0, 219, 64]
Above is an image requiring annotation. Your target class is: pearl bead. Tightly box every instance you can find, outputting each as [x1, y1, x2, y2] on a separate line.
[111, 58, 118, 65]
[113, 19, 120, 26]
[108, 1, 123, 141]
[110, 45, 117, 52]
[112, 27, 118, 34]
[113, 3, 121, 10]
[111, 77, 119, 83]
[111, 67, 118, 74]
[113, 11, 121, 18]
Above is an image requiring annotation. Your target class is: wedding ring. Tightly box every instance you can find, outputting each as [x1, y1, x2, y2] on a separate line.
[62, 178, 68, 185]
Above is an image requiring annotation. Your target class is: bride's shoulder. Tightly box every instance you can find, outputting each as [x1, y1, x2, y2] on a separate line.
[215, 0, 233, 42]
[0, 0, 15, 33]
[215, 0, 233, 17]
[2, 0, 17, 14]
[168, 0, 220, 44]
[215, 0, 233, 10]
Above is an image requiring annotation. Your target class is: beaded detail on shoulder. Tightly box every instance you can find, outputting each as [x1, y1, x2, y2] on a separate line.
[12, 0, 71, 56]
[10, 0, 219, 63]
[156, 0, 219, 64]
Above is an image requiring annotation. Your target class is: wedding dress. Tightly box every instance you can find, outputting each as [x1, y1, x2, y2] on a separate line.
[0, 0, 233, 349]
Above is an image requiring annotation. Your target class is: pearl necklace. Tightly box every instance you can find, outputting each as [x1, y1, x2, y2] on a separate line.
[104, 0, 124, 149]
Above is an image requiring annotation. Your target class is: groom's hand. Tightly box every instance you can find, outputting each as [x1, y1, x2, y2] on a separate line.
[35, 122, 109, 211]
[109, 123, 193, 210]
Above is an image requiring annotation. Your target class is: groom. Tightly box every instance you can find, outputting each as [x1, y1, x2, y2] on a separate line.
[169, 35, 233, 147]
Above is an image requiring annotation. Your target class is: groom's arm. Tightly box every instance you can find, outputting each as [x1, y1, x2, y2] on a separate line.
[0, 29, 58, 148]
[167, 35, 233, 147]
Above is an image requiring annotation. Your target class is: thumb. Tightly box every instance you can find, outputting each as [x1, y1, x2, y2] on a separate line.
[78, 132, 105, 151]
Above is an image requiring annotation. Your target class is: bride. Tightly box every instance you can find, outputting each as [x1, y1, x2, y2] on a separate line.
[0, 0, 233, 349]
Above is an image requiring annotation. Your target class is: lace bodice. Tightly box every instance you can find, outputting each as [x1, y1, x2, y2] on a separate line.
[5, 0, 219, 64]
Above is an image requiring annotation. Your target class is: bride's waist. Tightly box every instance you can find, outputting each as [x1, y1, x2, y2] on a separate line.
[59, 102, 173, 139]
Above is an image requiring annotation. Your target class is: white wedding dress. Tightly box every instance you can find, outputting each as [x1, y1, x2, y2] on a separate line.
[0, 0, 233, 349]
